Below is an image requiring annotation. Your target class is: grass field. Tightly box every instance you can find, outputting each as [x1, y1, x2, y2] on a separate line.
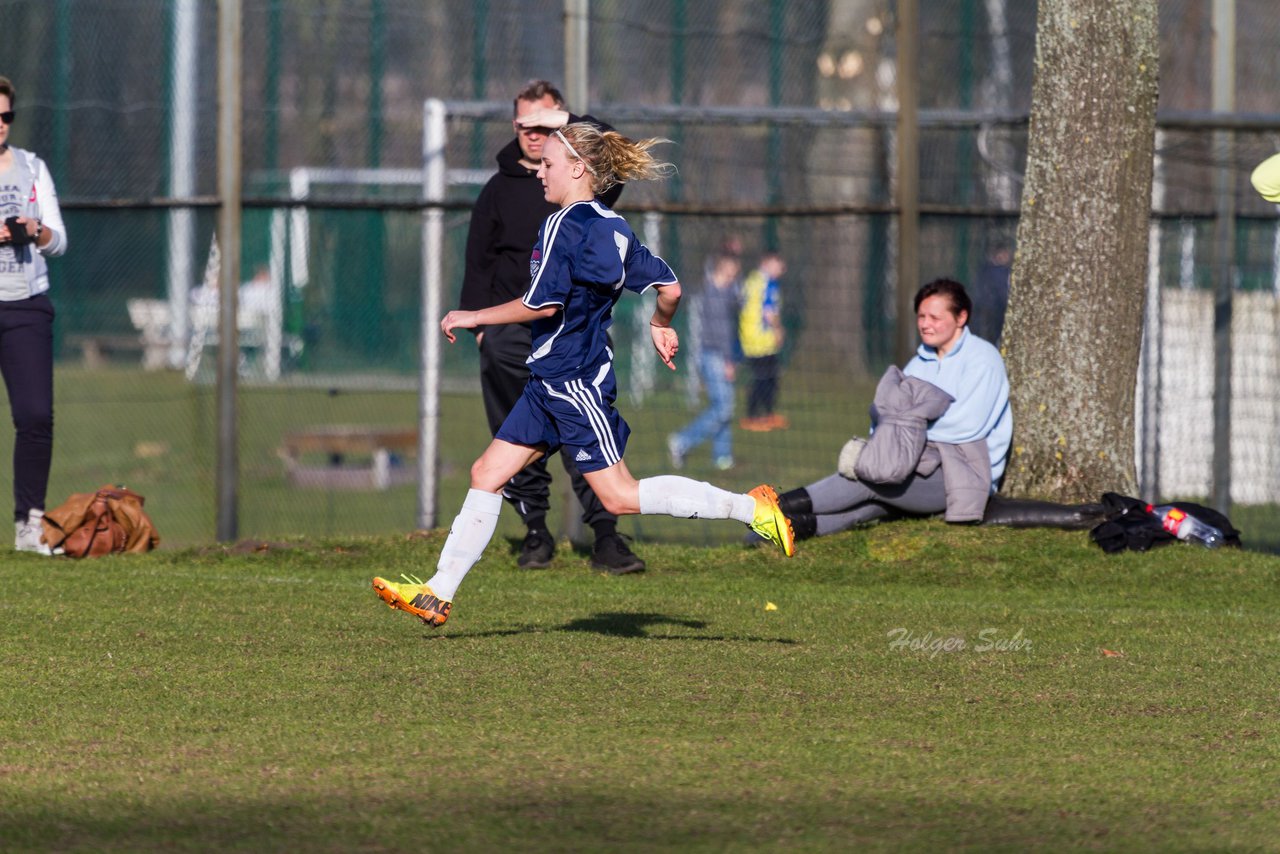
[3, 522, 1278, 851]
[24, 365, 878, 549]
[19, 364, 1280, 553]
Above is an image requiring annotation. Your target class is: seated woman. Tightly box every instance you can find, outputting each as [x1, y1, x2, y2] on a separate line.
[776, 278, 1012, 540]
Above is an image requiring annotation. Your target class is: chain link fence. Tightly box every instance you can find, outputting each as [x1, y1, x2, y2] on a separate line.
[3, 0, 1279, 549]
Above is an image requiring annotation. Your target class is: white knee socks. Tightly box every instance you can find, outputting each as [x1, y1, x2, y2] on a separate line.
[427, 488, 502, 601]
[637, 475, 755, 523]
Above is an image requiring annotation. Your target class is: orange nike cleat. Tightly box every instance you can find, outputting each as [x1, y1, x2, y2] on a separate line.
[372, 575, 452, 627]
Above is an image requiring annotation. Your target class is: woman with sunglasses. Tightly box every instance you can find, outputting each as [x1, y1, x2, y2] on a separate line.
[371, 122, 796, 628]
[0, 76, 67, 554]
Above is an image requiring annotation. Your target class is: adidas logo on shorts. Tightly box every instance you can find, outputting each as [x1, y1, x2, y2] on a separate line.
[575, 449, 591, 462]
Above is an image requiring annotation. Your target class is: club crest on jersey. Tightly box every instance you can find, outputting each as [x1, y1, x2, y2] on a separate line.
[529, 249, 541, 278]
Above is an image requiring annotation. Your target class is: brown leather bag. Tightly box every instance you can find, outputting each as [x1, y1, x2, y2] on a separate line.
[42, 485, 160, 558]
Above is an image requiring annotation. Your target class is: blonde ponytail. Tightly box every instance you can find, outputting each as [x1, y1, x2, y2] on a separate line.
[556, 122, 676, 195]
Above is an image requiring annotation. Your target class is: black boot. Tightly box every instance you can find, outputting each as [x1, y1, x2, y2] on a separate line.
[518, 528, 555, 568]
[777, 488, 812, 518]
[591, 533, 646, 575]
[788, 512, 818, 542]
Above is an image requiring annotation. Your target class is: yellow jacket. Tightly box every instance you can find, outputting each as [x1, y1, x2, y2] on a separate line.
[738, 269, 783, 358]
[1251, 153, 1280, 202]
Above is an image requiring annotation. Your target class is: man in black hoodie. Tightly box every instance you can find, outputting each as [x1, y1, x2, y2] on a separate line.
[458, 79, 644, 575]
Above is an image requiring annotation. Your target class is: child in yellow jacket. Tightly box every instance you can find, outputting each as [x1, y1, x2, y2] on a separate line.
[738, 252, 788, 431]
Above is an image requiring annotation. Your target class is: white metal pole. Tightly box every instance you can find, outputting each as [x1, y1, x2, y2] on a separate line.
[166, 0, 198, 369]
[289, 168, 311, 288]
[266, 210, 286, 381]
[1140, 129, 1166, 501]
[418, 99, 446, 530]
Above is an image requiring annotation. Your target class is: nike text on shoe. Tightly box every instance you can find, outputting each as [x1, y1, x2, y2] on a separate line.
[747, 484, 797, 557]
[372, 574, 452, 627]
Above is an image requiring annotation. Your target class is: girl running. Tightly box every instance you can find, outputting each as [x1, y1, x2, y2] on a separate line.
[373, 123, 794, 627]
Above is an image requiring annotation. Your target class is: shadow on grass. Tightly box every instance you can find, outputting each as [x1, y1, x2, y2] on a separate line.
[563, 611, 708, 637]
[0, 786, 1247, 851]
[441, 612, 798, 644]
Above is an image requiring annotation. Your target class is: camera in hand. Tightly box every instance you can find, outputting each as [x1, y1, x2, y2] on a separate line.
[2, 216, 34, 247]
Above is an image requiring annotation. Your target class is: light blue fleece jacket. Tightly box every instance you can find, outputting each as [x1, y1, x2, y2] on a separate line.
[902, 326, 1012, 483]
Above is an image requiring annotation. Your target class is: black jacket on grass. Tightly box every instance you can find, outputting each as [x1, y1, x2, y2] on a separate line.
[459, 115, 622, 336]
[1089, 493, 1241, 553]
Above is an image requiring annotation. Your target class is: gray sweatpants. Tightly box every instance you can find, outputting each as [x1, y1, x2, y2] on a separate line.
[803, 469, 947, 537]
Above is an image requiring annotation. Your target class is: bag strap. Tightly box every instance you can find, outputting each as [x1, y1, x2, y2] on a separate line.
[96, 485, 145, 504]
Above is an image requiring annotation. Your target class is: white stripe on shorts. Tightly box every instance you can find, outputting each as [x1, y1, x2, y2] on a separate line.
[542, 377, 620, 467]
[568, 378, 620, 465]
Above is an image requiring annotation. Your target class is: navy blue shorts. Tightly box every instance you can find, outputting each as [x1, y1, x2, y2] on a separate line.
[496, 362, 630, 473]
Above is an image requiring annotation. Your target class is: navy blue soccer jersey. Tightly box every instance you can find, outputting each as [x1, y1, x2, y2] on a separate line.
[522, 200, 676, 381]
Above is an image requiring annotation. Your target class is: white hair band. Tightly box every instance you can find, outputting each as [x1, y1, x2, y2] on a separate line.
[554, 130, 597, 175]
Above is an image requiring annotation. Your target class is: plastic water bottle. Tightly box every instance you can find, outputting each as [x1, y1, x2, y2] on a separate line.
[1146, 503, 1225, 549]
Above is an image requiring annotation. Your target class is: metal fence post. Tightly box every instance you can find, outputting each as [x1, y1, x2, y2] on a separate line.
[1211, 0, 1235, 514]
[895, 0, 920, 366]
[418, 99, 446, 531]
[215, 0, 242, 542]
[564, 0, 589, 111]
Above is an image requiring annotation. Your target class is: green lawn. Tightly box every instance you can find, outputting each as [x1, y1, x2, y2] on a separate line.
[2, 523, 1277, 851]
[27, 365, 876, 549]
[30, 365, 1278, 554]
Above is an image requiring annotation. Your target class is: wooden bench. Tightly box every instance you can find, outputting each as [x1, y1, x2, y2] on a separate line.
[65, 333, 148, 369]
[280, 426, 418, 490]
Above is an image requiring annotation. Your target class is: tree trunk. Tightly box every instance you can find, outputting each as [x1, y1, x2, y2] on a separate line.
[1001, 0, 1159, 502]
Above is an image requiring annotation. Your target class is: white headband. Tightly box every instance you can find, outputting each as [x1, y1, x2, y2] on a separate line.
[554, 130, 597, 176]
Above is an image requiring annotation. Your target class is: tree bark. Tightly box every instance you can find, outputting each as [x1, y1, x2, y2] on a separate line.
[1001, 0, 1159, 502]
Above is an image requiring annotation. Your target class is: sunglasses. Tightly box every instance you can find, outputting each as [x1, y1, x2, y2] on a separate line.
[0, 112, 13, 124]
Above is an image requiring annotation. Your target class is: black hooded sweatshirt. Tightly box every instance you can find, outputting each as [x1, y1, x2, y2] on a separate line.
[458, 117, 623, 336]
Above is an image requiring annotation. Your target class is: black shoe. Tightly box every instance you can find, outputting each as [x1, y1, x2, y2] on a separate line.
[591, 533, 646, 575]
[518, 529, 555, 568]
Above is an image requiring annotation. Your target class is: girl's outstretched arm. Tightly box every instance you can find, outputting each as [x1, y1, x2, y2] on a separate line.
[441, 298, 558, 343]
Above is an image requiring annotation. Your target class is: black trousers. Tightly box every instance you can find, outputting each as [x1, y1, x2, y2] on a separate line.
[478, 322, 614, 530]
[0, 295, 54, 522]
[745, 353, 780, 418]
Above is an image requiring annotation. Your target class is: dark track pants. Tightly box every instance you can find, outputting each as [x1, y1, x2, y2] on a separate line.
[745, 353, 780, 418]
[0, 295, 54, 522]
